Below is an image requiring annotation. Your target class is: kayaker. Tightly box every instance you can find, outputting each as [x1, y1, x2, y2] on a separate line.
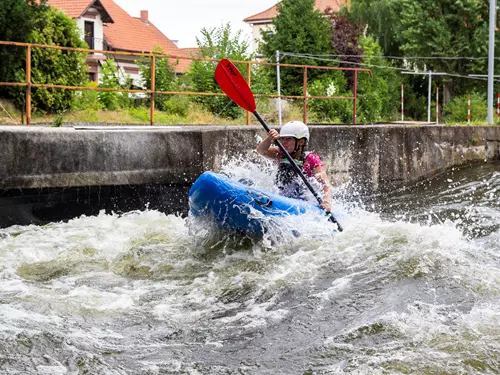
[256, 121, 333, 212]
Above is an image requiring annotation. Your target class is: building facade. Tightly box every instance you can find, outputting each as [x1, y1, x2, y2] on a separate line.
[47, 0, 193, 86]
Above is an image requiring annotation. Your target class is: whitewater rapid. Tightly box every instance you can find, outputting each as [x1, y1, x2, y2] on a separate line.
[0, 161, 499, 374]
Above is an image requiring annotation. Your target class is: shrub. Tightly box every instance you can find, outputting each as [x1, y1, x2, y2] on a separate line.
[72, 81, 103, 110]
[98, 58, 121, 110]
[444, 93, 488, 124]
[356, 36, 399, 123]
[51, 111, 64, 127]
[136, 45, 178, 111]
[307, 71, 353, 123]
[13, 6, 88, 113]
[164, 95, 190, 117]
[187, 23, 252, 119]
[127, 107, 150, 122]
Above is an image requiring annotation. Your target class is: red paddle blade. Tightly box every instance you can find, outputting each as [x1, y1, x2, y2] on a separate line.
[214, 58, 256, 113]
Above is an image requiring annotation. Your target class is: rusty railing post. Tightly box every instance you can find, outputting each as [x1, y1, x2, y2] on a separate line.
[246, 62, 251, 125]
[353, 70, 358, 125]
[150, 55, 155, 125]
[303, 67, 308, 124]
[26, 45, 31, 125]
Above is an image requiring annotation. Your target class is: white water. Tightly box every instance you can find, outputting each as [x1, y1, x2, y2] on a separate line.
[0, 161, 499, 374]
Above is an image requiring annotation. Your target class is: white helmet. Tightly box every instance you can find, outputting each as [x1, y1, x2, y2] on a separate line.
[280, 121, 309, 141]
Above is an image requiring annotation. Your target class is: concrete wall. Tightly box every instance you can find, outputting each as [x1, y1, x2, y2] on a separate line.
[0, 125, 499, 194]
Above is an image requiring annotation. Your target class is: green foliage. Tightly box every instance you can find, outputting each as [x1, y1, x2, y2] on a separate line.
[400, 81, 427, 121]
[51, 111, 64, 127]
[348, 0, 500, 99]
[249, 64, 273, 96]
[124, 106, 186, 125]
[98, 59, 121, 110]
[3, 4, 87, 112]
[164, 95, 190, 117]
[348, 0, 401, 57]
[136, 45, 178, 111]
[357, 36, 399, 123]
[188, 23, 253, 119]
[260, 0, 333, 95]
[75, 109, 99, 122]
[72, 81, 103, 111]
[397, 0, 490, 74]
[307, 71, 353, 123]
[0, 0, 40, 88]
[127, 107, 150, 122]
[24, 6, 87, 112]
[444, 93, 487, 124]
[330, 14, 363, 70]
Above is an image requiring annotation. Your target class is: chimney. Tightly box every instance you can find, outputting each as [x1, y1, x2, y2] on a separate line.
[140, 10, 148, 22]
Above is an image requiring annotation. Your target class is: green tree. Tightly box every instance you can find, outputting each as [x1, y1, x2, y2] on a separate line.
[347, 0, 402, 57]
[0, 0, 39, 87]
[348, 0, 500, 100]
[8, 4, 88, 112]
[396, 0, 492, 97]
[98, 58, 121, 110]
[308, 71, 353, 123]
[137, 45, 178, 111]
[187, 23, 256, 119]
[357, 35, 400, 123]
[260, 0, 332, 96]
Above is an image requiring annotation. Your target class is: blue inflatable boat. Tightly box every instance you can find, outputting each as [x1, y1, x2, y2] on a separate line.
[188, 171, 325, 236]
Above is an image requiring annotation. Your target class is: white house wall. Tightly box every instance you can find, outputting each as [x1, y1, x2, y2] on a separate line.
[73, 8, 176, 89]
[250, 23, 274, 54]
[113, 55, 143, 88]
[76, 7, 105, 51]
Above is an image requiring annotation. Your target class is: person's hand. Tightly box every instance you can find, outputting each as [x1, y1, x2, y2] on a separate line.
[268, 129, 280, 141]
[320, 200, 332, 212]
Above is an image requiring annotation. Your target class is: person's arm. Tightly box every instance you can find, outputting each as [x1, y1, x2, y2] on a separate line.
[256, 129, 280, 160]
[312, 165, 333, 211]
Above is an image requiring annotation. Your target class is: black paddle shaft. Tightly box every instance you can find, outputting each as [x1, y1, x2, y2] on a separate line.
[253, 111, 343, 231]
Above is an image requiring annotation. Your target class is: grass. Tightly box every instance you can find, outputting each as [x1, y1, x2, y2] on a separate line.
[0, 99, 19, 124]
[1, 98, 499, 126]
[0, 98, 305, 126]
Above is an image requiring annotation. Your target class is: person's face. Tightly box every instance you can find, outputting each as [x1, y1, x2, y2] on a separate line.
[280, 137, 297, 152]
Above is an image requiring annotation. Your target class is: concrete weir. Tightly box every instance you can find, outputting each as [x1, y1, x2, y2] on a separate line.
[0, 124, 499, 226]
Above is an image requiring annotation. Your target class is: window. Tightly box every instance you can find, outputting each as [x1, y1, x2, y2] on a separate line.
[84, 21, 94, 49]
[88, 72, 96, 82]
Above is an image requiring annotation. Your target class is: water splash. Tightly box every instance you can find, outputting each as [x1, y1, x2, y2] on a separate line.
[0, 162, 499, 374]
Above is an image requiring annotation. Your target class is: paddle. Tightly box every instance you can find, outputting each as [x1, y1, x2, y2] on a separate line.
[214, 58, 343, 232]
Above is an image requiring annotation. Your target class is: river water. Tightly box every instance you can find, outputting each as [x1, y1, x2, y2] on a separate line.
[0, 160, 499, 375]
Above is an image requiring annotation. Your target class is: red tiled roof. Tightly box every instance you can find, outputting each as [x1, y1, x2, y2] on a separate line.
[46, 0, 93, 18]
[174, 54, 192, 74]
[244, 0, 348, 23]
[243, 3, 277, 23]
[181, 48, 201, 58]
[47, 0, 191, 73]
[98, 0, 190, 72]
[46, 0, 112, 22]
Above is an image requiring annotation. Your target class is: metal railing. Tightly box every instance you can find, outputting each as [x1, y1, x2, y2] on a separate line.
[0, 41, 372, 125]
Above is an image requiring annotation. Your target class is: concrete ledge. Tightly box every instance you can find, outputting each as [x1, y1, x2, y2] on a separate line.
[1, 124, 499, 194]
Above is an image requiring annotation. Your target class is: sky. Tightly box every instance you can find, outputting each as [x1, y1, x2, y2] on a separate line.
[113, 0, 278, 50]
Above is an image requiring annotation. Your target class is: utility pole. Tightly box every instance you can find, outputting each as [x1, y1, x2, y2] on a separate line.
[487, 0, 497, 124]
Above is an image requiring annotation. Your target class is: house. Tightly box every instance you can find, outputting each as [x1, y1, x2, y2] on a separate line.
[244, 0, 348, 54]
[46, 0, 192, 86]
